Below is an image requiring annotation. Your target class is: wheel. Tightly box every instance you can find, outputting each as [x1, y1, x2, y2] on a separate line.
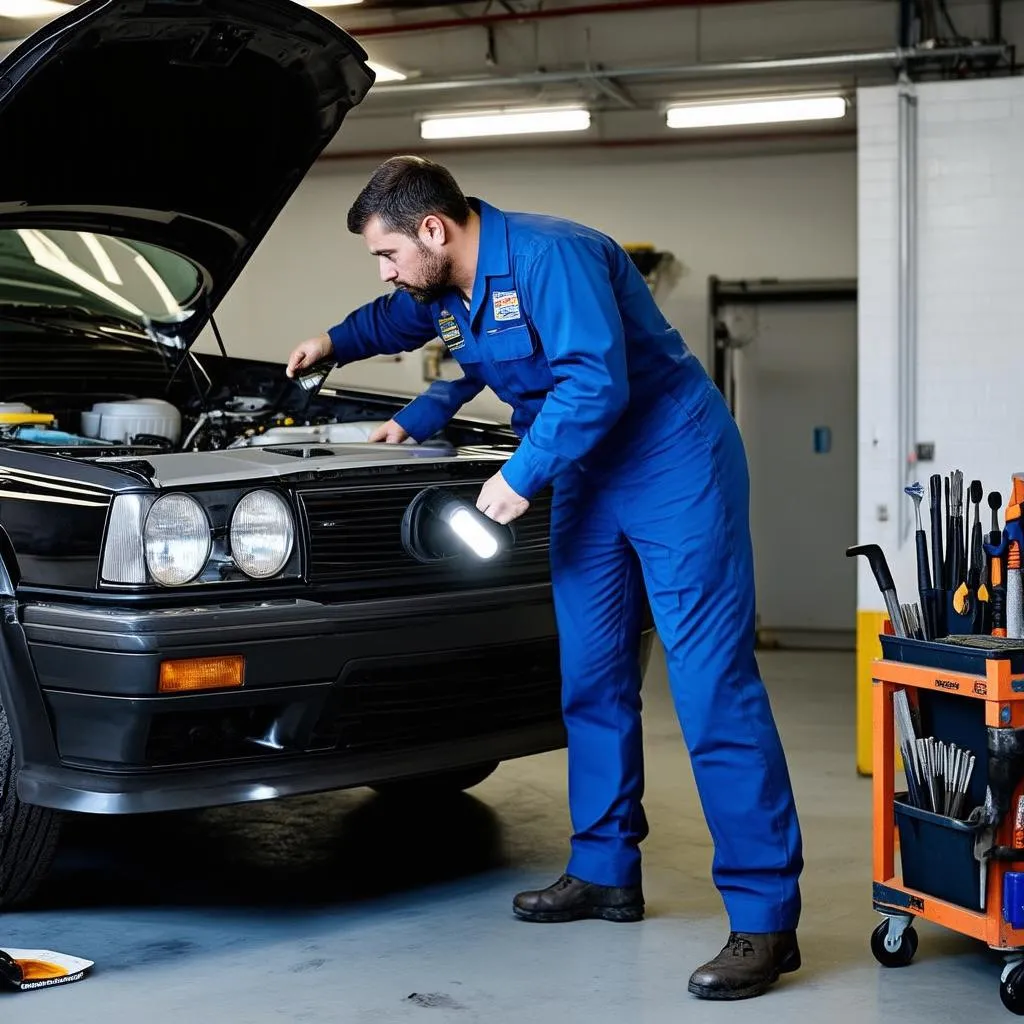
[0, 703, 61, 908]
[370, 761, 500, 799]
[870, 919, 918, 968]
[1001, 963, 1024, 1015]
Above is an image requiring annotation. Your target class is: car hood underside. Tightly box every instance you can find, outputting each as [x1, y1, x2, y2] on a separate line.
[0, 0, 374, 347]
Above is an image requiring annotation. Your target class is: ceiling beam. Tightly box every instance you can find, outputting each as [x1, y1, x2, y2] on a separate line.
[351, 0, 779, 38]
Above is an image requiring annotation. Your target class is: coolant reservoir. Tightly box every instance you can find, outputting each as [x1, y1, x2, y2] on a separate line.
[81, 399, 180, 444]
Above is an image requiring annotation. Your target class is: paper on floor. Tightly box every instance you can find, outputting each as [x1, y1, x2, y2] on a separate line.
[0, 948, 94, 992]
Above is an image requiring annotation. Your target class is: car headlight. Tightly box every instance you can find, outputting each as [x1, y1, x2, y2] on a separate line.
[230, 489, 295, 579]
[144, 493, 211, 586]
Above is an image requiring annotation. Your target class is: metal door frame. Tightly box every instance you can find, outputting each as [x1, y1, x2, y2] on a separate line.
[708, 276, 858, 417]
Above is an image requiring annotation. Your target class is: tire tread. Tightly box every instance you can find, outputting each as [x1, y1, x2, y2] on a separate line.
[0, 705, 60, 908]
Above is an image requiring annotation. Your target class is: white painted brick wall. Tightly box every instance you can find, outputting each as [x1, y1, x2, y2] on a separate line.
[857, 77, 1024, 612]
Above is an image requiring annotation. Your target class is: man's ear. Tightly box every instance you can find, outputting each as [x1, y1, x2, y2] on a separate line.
[419, 214, 448, 246]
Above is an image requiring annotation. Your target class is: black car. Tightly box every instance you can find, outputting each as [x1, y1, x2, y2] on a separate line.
[0, 0, 654, 908]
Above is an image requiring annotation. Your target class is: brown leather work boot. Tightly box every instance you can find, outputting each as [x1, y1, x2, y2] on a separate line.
[687, 931, 801, 1000]
[512, 874, 644, 923]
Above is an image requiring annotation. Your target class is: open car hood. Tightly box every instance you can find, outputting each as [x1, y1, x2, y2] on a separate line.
[0, 0, 374, 346]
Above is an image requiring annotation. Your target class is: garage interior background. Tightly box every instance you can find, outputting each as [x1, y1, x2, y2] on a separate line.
[1, 0, 1018, 762]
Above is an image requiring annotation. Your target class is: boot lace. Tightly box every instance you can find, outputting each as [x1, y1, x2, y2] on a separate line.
[726, 933, 756, 958]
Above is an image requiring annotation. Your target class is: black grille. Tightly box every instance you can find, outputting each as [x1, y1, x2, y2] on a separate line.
[309, 638, 564, 754]
[300, 464, 551, 595]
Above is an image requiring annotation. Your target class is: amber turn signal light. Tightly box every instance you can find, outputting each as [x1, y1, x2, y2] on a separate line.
[158, 655, 245, 693]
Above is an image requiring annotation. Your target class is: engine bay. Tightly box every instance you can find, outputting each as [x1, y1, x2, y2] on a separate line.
[0, 393, 392, 454]
[0, 338, 511, 461]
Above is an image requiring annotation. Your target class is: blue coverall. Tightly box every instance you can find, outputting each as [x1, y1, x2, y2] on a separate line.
[327, 198, 804, 934]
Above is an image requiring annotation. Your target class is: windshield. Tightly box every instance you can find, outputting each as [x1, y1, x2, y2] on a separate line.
[0, 229, 204, 326]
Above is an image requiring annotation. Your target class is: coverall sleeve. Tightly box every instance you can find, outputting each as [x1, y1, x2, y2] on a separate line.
[499, 238, 629, 500]
[326, 290, 438, 362]
[392, 369, 488, 442]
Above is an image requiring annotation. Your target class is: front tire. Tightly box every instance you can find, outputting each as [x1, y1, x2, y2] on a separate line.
[0, 704, 61, 908]
[371, 761, 500, 799]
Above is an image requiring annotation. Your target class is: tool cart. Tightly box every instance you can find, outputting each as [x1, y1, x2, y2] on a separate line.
[869, 634, 1024, 1012]
[852, 472, 1024, 1013]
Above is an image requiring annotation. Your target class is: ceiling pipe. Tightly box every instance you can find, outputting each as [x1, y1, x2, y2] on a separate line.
[351, 0, 775, 39]
[366, 43, 1012, 96]
[317, 125, 856, 162]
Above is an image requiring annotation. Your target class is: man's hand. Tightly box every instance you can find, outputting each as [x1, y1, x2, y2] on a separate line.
[368, 419, 409, 444]
[476, 471, 529, 525]
[286, 333, 333, 378]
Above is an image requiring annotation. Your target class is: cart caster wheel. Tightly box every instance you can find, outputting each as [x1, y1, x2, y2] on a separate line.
[871, 919, 918, 967]
[1000, 963, 1024, 1015]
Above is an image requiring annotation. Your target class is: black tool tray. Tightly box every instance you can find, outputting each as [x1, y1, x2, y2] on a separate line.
[880, 634, 1024, 676]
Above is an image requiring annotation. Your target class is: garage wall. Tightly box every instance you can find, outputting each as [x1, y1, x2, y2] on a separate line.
[856, 76, 1024, 617]
[197, 146, 857, 422]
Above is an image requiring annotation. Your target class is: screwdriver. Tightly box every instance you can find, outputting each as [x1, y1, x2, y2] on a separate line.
[985, 491, 1007, 636]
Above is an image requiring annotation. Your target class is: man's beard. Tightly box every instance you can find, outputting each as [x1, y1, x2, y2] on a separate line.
[397, 245, 454, 304]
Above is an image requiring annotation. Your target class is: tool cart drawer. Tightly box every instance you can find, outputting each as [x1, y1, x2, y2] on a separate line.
[894, 794, 987, 911]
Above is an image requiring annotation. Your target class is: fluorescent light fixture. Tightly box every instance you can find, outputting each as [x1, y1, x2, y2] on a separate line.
[0, 0, 73, 17]
[295, 1, 363, 6]
[368, 61, 407, 83]
[665, 94, 847, 129]
[420, 106, 591, 141]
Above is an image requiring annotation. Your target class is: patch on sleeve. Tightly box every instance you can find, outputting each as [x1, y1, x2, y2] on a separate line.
[492, 290, 521, 322]
[437, 310, 464, 351]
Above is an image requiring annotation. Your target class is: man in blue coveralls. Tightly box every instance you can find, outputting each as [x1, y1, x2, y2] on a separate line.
[286, 156, 804, 1001]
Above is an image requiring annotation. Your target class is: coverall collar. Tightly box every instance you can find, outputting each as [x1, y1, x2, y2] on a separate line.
[466, 197, 510, 325]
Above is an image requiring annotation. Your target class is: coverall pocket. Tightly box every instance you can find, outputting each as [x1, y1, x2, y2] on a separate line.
[486, 324, 534, 360]
[487, 323, 553, 397]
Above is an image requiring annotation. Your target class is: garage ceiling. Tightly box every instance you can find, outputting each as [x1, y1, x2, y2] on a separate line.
[0, 1, 1018, 159]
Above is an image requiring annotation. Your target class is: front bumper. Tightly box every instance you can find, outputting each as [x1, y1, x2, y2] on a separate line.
[7, 585, 567, 814]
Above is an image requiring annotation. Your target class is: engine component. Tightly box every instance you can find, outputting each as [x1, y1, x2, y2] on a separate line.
[7, 427, 103, 446]
[81, 399, 181, 445]
[0, 401, 56, 429]
[230, 421, 390, 448]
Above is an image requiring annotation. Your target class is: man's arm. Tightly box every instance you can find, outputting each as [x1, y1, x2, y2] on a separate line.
[498, 237, 629, 500]
[327, 289, 439, 362]
[392, 369, 488, 442]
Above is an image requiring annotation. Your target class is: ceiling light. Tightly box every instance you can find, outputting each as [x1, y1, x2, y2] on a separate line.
[419, 106, 591, 141]
[368, 61, 407, 83]
[0, 0, 73, 17]
[294, 1, 364, 6]
[665, 94, 848, 130]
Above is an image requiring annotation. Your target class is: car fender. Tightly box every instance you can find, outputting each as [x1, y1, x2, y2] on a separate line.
[0, 526, 18, 597]
[0, 529, 58, 776]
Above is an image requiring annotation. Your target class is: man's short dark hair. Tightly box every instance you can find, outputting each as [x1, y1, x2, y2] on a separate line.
[347, 156, 472, 237]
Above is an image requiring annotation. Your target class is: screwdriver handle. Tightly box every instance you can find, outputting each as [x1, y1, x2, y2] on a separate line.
[992, 586, 1007, 636]
[929, 475, 944, 591]
[916, 529, 932, 591]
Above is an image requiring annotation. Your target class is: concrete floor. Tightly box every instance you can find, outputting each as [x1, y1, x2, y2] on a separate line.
[3, 644, 1014, 1022]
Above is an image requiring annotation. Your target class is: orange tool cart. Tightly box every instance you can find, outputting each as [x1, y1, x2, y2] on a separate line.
[852, 473, 1024, 1015]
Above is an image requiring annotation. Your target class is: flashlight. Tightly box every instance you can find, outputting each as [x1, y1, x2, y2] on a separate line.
[401, 486, 513, 563]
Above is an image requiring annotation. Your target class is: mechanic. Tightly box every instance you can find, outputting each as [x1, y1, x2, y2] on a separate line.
[285, 156, 804, 1002]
